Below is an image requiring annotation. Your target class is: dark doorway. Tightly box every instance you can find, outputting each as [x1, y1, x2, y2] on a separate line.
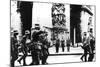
[17, 1, 33, 37]
[70, 5, 82, 46]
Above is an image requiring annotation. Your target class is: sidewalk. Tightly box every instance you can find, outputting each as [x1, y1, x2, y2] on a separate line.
[49, 46, 84, 55]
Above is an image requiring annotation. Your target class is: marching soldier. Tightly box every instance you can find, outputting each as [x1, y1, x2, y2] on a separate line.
[30, 24, 50, 65]
[88, 31, 95, 62]
[80, 32, 89, 62]
[66, 36, 71, 52]
[11, 30, 19, 67]
[41, 32, 49, 65]
[18, 30, 30, 66]
[30, 25, 42, 65]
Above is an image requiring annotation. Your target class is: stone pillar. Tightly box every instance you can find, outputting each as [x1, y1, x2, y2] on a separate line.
[32, 2, 52, 41]
[65, 4, 70, 39]
[11, 1, 22, 40]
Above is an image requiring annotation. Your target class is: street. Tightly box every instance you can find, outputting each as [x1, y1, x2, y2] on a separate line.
[14, 46, 96, 67]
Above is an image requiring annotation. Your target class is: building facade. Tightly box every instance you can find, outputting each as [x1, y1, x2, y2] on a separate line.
[11, 1, 95, 46]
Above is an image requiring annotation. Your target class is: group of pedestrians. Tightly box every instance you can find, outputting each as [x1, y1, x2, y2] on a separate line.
[11, 28, 50, 67]
[55, 36, 71, 53]
[80, 32, 95, 62]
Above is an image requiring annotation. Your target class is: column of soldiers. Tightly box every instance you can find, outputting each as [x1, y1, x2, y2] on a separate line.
[55, 33, 71, 53]
[11, 28, 50, 67]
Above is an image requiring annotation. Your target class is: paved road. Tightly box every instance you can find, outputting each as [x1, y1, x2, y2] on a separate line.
[15, 55, 83, 67]
[15, 46, 95, 67]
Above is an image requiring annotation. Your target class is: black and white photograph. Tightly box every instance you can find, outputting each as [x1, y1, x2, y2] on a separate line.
[10, 0, 96, 67]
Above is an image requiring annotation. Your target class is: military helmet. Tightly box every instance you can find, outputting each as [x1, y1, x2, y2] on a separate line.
[25, 30, 30, 34]
[84, 32, 87, 36]
[13, 30, 19, 35]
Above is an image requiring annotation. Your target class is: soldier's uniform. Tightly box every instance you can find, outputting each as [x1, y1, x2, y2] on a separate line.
[41, 36, 49, 64]
[88, 33, 95, 62]
[61, 39, 65, 52]
[18, 30, 30, 66]
[30, 30, 49, 65]
[55, 38, 60, 53]
[11, 30, 19, 67]
[66, 38, 71, 52]
[80, 32, 89, 62]
[30, 30, 42, 65]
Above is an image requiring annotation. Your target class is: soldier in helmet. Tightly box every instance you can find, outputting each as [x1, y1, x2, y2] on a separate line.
[17, 30, 30, 66]
[88, 29, 95, 62]
[11, 30, 19, 67]
[30, 25, 42, 65]
[41, 32, 49, 65]
[80, 32, 89, 62]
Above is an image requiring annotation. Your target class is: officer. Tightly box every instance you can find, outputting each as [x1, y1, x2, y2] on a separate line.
[80, 32, 89, 62]
[18, 30, 30, 66]
[11, 30, 19, 67]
